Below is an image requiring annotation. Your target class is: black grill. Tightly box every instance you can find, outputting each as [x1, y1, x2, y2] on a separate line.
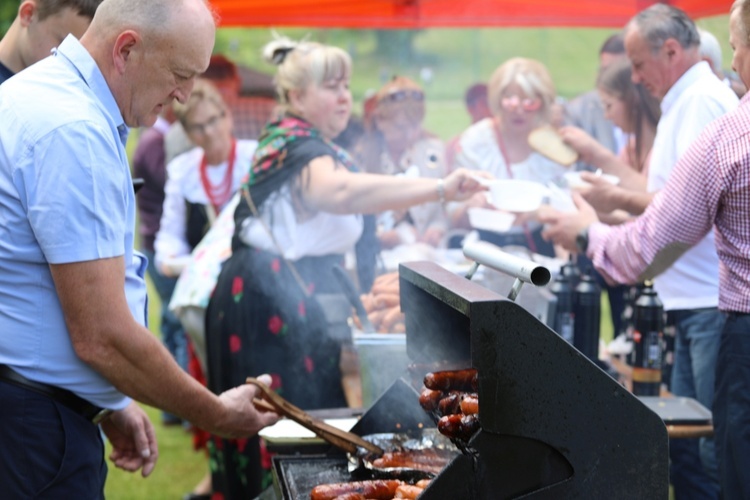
[272, 261, 669, 499]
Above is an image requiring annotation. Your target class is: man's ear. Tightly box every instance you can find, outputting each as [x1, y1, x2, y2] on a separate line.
[18, 0, 37, 27]
[663, 38, 682, 61]
[112, 30, 140, 74]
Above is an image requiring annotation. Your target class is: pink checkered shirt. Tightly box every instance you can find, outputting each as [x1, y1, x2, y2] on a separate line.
[589, 93, 750, 313]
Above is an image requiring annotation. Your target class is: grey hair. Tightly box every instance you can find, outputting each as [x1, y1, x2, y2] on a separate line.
[699, 29, 723, 72]
[627, 4, 700, 53]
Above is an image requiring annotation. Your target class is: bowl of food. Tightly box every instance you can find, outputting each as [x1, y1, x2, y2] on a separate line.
[467, 207, 515, 233]
[485, 179, 549, 213]
[563, 171, 619, 189]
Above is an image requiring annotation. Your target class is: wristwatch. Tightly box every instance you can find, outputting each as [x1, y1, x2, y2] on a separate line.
[575, 227, 590, 254]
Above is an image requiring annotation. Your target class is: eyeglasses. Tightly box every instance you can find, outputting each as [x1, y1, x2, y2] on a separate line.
[500, 95, 542, 112]
[380, 89, 425, 103]
[185, 111, 226, 135]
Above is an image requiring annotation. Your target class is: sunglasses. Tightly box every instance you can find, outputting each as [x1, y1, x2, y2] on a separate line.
[185, 111, 226, 135]
[500, 95, 542, 112]
[380, 89, 425, 103]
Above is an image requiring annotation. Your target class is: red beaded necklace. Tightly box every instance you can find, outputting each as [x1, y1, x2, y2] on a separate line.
[199, 138, 237, 213]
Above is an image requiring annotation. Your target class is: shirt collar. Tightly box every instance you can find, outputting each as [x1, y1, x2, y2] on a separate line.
[661, 61, 713, 115]
[53, 35, 130, 145]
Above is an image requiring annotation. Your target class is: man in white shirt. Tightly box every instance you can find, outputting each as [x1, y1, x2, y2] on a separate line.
[561, 5, 738, 499]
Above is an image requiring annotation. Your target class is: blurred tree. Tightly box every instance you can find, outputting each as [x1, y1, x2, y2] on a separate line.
[374, 30, 420, 63]
[0, 1, 17, 38]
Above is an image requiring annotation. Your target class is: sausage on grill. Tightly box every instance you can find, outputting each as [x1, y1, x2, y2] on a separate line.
[437, 413, 480, 441]
[310, 480, 402, 500]
[459, 393, 479, 415]
[418, 388, 443, 412]
[423, 369, 478, 392]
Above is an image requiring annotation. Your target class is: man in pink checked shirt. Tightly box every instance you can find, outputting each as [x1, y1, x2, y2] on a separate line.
[540, 2, 750, 497]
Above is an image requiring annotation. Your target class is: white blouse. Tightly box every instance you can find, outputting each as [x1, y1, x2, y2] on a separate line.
[155, 139, 257, 271]
[239, 183, 363, 261]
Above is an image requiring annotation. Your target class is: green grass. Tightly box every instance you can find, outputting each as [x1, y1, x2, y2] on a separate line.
[104, 405, 208, 500]
[104, 277, 209, 500]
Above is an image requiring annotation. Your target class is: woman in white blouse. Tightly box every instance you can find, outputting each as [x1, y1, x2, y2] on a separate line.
[154, 79, 256, 277]
[204, 36, 486, 499]
[451, 57, 567, 256]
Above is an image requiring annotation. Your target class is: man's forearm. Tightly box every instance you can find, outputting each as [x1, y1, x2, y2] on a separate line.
[615, 188, 654, 215]
[51, 258, 228, 434]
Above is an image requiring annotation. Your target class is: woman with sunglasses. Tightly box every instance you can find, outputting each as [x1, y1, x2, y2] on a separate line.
[354, 76, 449, 248]
[450, 57, 567, 257]
[203, 37, 486, 499]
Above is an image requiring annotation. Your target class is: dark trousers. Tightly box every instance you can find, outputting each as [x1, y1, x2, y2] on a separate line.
[0, 380, 107, 498]
[713, 312, 750, 499]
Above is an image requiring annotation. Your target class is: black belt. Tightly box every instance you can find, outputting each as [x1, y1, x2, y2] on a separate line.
[0, 364, 113, 424]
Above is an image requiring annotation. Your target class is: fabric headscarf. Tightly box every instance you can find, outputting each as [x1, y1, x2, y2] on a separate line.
[241, 115, 357, 207]
[235, 114, 378, 290]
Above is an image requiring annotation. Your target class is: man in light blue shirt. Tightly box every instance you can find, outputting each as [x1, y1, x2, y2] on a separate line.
[0, 0, 278, 496]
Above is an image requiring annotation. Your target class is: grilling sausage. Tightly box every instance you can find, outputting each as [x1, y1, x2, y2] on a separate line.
[332, 495, 366, 500]
[437, 413, 480, 441]
[423, 369, 478, 392]
[418, 388, 442, 412]
[459, 393, 479, 415]
[394, 484, 424, 499]
[437, 391, 462, 416]
[310, 480, 402, 500]
[371, 449, 455, 475]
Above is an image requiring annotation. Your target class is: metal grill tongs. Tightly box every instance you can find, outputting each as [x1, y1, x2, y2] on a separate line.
[247, 377, 383, 456]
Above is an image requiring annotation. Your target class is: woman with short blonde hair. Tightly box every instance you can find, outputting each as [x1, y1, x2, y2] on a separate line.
[451, 57, 567, 257]
[487, 57, 556, 124]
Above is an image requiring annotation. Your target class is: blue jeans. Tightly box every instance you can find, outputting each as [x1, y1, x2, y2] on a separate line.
[713, 312, 750, 499]
[668, 308, 723, 500]
[0, 381, 107, 498]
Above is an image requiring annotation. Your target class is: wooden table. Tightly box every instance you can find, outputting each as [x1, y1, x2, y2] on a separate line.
[608, 357, 714, 439]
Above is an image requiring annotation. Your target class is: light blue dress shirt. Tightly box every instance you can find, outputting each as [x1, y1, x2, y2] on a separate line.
[0, 35, 148, 409]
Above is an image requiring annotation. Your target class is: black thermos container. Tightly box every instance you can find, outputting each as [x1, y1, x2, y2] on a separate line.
[561, 255, 581, 289]
[550, 273, 575, 345]
[573, 270, 601, 361]
[630, 281, 664, 396]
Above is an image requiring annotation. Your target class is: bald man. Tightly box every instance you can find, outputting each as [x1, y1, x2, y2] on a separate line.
[0, 0, 278, 496]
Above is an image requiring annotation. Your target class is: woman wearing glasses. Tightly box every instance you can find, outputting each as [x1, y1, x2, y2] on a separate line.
[354, 76, 449, 248]
[154, 79, 256, 279]
[450, 57, 567, 256]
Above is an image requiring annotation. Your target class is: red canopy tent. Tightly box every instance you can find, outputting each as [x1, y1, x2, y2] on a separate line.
[208, 0, 732, 29]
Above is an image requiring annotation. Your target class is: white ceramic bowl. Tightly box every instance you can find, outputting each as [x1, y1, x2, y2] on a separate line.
[467, 207, 515, 233]
[563, 171, 619, 189]
[485, 179, 549, 212]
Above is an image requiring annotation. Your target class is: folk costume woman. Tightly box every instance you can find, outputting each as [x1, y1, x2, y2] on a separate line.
[204, 37, 488, 498]
[155, 79, 255, 277]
